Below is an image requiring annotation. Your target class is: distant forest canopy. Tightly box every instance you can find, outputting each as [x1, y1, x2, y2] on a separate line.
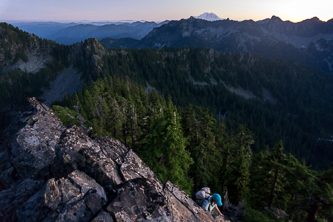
[1, 22, 333, 171]
[71, 46, 333, 170]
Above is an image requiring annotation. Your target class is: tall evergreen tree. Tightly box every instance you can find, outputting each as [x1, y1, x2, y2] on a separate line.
[300, 166, 333, 222]
[249, 148, 272, 209]
[227, 125, 254, 204]
[267, 140, 288, 209]
[139, 100, 194, 193]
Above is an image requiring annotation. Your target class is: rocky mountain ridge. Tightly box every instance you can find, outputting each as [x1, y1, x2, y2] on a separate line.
[12, 21, 166, 45]
[127, 16, 333, 73]
[0, 98, 230, 221]
[0, 23, 54, 73]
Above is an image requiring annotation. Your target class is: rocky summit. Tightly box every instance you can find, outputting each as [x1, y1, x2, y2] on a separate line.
[0, 98, 228, 222]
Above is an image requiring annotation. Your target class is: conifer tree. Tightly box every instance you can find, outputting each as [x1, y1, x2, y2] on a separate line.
[139, 99, 194, 193]
[267, 140, 288, 209]
[249, 140, 290, 210]
[218, 130, 233, 194]
[282, 155, 317, 221]
[227, 125, 254, 204]
[298, 166, 333, 222]
[212, 120, 229, 193]
[248, 148, 272, 209]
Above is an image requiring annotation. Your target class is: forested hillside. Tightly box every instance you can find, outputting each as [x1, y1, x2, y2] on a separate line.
[53, 76, 333, 221]
[69, 47, 333, 170]
[2, 22, 333, 169]
[1, 22, 333, 170]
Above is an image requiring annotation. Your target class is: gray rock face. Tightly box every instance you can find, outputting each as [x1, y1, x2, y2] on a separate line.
[106, 178, 169, 221]
[0, 98, 228, 222]
[17, 170, 107, 222]
[0, 179, 44, 221]
[0, 98, 65, 190]
[120, 149, 162, 189]
[12, 98, 65, 179]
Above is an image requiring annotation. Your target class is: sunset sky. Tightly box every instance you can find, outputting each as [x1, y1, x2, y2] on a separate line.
[1, 0, 332, 23]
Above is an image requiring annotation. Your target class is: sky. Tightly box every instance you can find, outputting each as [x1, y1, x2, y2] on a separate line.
[0, 0, 332, 23]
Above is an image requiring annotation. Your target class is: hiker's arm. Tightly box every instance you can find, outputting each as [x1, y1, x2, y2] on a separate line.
[216, 206, 223, 216]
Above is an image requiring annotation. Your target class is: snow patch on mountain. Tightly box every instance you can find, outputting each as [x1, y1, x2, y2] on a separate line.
[195, 12, 222, 21]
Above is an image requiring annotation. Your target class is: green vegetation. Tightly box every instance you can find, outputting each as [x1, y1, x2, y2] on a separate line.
[139, 99, 194, 193]
[242, 207, 271, 222]
[12, 52, 29, 64]
[75, 47, 333, 170]
[52, 105, 81, 126]
[53, 75, 333, 221]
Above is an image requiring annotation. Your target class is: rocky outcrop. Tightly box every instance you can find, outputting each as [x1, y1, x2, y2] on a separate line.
[17, 170, 108, 222]
[69, 38, 109, 74]
[0, 23, 54, 73]
[42, 65, 84, 107]
[0, 98, 228, 222]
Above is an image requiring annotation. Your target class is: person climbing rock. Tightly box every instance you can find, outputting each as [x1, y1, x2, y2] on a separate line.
[195, 187, 223, 216]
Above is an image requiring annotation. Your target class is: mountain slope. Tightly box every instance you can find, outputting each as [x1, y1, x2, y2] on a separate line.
[0, 23, 110, 132]
[10, 21, 76, 38]
[0, 23, 77, 108]
[136, 16, 333, 73]
[11, 21, 165, 45]
[48, 22, 162, 45]
[100, 37, 140, 49]
[78, 46, 333, 170]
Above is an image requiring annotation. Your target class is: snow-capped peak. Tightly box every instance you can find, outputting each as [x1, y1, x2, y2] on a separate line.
[195, 12, 222, 21]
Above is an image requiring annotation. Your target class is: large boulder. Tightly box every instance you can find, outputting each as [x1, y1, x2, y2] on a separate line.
[0, 98, 229, 222]
[120, 149, 162, 189]
[8, 97, 65, 181]
[17, 170, 107, 222]
[0, 179, 44, 221]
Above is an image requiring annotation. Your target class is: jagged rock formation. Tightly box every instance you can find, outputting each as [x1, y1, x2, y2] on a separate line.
[0, 98, 228, 222]
[0, 23, 54, 73]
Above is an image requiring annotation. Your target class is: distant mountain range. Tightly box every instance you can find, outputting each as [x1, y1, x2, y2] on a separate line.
[11, 21, 168, 45]
[8, 14, 333, 73]
[114, 15, 333, 73]
[9, 13, 222, 44]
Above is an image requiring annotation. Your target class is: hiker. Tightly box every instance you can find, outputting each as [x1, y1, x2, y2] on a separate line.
[195, 187, 223, 216]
